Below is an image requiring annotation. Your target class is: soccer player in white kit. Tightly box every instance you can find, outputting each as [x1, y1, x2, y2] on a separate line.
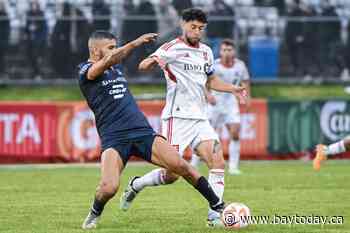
[313, 137, 350, 171]
[191, 39, 251, 175]
[119, 8, 246, 227]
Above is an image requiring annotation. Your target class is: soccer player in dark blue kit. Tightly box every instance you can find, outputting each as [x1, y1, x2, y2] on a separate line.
[79, 31, 225, 229]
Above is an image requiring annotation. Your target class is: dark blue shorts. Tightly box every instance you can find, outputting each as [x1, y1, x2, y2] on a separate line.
[102, 134, 159, 165]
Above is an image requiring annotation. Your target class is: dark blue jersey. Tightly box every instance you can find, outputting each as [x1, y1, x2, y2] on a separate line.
[77, 61, 154, 147]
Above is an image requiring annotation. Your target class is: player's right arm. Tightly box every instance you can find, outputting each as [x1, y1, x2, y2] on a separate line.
[87, 33, 158, 80]
[139, 42, 175, 72]
[138, 57, 161, 72]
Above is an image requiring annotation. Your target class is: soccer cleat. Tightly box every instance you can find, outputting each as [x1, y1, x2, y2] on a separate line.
[207, 206, 224, 227]
[207, 201, 225, 227]
[313, 144, 328, 171]
[120, 176, 140, 211]
[82, 211, 99, 229]
[228, 168, 242, 175]
[207, 217, 225, 228]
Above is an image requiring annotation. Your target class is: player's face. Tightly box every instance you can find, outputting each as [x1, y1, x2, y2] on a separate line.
[220, 44, 235, 60]
[99, 39, 117, 58]
[94, 39, 117, 59]
[181, 20, 206, 46]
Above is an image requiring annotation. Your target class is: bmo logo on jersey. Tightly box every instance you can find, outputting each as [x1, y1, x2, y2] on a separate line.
[184, 63, 212, 75]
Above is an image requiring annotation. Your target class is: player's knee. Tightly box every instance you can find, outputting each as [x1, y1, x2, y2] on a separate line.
[99, 181, 118, 198]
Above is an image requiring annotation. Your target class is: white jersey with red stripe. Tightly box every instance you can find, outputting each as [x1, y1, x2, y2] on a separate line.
[211, 58, 250, 108]
[150, 37, 215, 120]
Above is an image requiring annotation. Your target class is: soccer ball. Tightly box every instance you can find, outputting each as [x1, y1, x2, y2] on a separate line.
[221, 202, 251, 229]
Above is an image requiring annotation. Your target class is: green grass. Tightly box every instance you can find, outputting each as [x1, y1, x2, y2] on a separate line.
[0, 161, 349, 233]
[0, 84, 349, 101]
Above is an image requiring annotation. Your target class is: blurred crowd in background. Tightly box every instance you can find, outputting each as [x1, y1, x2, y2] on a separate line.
[1, 0, 350, 80]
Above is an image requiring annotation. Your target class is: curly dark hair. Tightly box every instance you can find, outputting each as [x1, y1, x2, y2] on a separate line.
[181, 8, 208, 24]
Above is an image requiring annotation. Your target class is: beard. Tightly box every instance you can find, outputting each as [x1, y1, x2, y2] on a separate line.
[185, 35, 200, 46]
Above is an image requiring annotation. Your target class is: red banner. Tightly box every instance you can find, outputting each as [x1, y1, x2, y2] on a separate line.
[0, 100, 267, 163]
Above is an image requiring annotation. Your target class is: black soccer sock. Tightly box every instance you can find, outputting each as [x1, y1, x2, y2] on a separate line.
[91, 197, 106, 216]
[195, 176, 221, 208]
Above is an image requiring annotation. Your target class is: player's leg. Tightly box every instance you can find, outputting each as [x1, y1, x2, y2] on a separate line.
[226, 123, 241, 175]
[190, 105, 219, 168]
[121, 117, 185, 199]
[195, 139, 225, 200]
[82, 148, 124, 229]
[120, 136, 224, 214]
[313, 137, 350, 171]
[190, 153, 201, 167]
[150, 136, 224, 209]
[195, 138, 225, 226]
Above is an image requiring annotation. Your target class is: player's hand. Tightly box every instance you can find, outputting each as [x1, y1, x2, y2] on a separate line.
[135, 33, 158, 46]
[206, 93, 216, 105]
[152, 56, 167, 70]
[232, 86, 247, 105]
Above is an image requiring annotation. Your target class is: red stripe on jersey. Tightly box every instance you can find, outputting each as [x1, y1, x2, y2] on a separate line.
[162, 38, 181, 51]
[165, 66, 177, 83]
[167, 117, 173, 144]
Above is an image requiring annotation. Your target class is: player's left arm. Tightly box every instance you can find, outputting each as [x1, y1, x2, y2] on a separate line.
[241, 62, 251, 107]
[241, 80, 251, 107]
[207, 75, 247, 105]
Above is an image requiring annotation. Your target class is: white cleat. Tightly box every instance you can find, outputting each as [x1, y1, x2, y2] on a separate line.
[207, 209, 224, 228]
[207, 202, 225, 228]
[120, 176, 140, 211]
[82, 211, 99, 229]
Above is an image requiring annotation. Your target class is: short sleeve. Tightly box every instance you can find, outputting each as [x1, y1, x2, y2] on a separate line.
[150, 43, 176, 66]
[78, 62, 93, 82]
[205, 49, 215, 77]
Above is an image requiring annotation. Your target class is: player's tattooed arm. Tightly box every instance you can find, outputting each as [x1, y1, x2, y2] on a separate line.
[138, 57, 159, 72]
[207, 75, 247, 105]
[87, 33, 158, 80]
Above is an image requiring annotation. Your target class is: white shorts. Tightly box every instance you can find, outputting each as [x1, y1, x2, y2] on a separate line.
[161, 117, 219, 156]
[208, 102, 240, 129]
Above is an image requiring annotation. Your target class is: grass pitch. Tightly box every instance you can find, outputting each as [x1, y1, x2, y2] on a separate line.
[0, 161, 349, 233]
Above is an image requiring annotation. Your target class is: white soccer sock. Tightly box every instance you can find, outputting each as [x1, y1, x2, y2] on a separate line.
[208, 169, 225, 202]
[325, 140, 346, 156]
[190, 154, 201, 167]
[229, 140, 240, 170]
[132, 169, 165, 192]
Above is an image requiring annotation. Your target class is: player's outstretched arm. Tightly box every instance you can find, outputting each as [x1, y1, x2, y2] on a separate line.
[87, 33, 158, 80]
[207, 75, 247, 104]
[138, 57, 159, 72]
